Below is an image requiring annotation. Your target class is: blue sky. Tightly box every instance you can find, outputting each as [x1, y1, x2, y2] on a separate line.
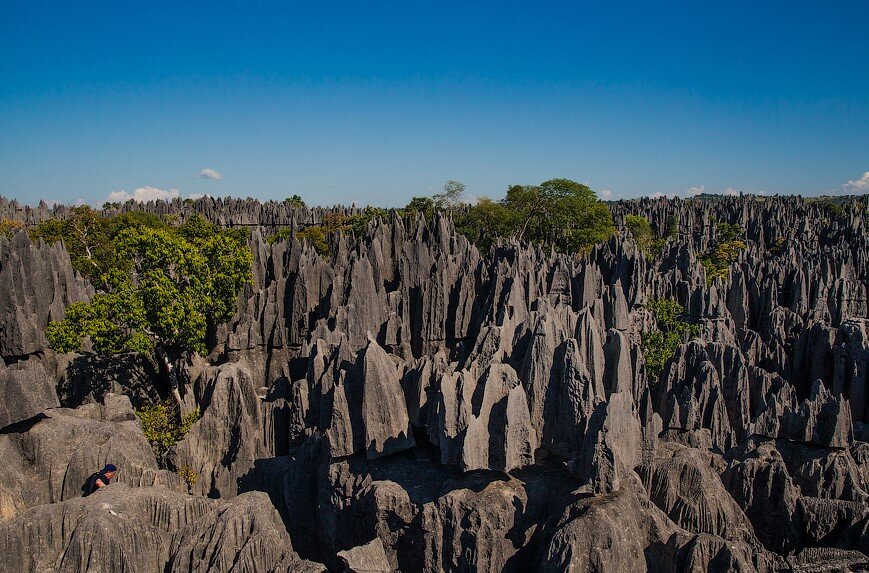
[1, 1, 867, 206]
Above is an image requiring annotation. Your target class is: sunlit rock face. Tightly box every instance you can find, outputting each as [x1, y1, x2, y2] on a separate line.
[0, 194, 867, 572]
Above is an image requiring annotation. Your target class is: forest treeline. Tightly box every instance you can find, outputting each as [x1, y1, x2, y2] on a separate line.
[271, 178, 619, 254]
[5, 179, 862, 366]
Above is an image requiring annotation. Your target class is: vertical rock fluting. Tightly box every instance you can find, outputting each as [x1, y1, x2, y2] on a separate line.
[1, 194, 867, 571]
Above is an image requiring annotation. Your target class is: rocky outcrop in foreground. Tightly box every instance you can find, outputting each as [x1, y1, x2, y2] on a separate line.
[0, 194, 867, 572]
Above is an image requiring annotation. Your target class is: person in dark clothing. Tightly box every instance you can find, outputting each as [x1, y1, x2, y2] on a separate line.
[82, 464, 117, 496]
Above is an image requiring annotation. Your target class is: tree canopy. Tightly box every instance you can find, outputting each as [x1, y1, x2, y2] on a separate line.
[264, 178, 613, 257]
[641, 299, 699, 381]
[624, 215, 653, 253]
[455, 178, 614, 253]
[45, 214, 252, 355]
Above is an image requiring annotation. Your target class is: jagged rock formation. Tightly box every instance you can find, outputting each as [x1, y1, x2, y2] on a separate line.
[1, 194, 868, 571]
[0, 484, 325, 573]
[0, 393, 182, 519]
[0, 232, 93, 358]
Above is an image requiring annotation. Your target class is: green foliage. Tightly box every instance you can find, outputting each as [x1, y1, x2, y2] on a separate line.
[177, 464, 198, 489]
[136, 404, 201, 457]
[433, 180, 465, 210]
[0, 218, 25, 239]
[625, 215, 653, 253]
[345, 207, 389, 235]
[45, 216, 252, 355]
[641, 299, 699, 381]
[649, 214, 679, 254]
[768, 236, 786, 257]
[30, 206, 112, 283]
[698, 222, 746, 285]
[284, 195, 305, 208]
[29, 207, 178, 289]
[663, 215, 679, 239]
[454, 178, 614, 253]
[266, 227, 293, 245]
[296, 226, 330, 256]
[716, 222, 744, 243]
[825, 201, 845, 219]
[267, 208, 389, 256]
[454, 198, 515, 251]
[404, 196, 436, 222]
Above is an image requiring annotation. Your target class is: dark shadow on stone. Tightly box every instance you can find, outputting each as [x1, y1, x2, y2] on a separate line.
[57, 353, 161, 409]
[0, 412, 47, 434]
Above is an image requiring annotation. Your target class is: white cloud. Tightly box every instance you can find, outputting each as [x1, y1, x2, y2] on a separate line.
[723, 187, 740, 196]
[599, 189, 613, 199]
[197, 168, 223, 180]
[107, 186, 181, 204]
[187, 193, 209, 200]
[842, 171, 869, 194]
[685, 185, 704, 197]
[650, 192, 667, 199]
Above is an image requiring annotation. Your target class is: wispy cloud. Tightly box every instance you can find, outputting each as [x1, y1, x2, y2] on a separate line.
[187, 193, 210, 200]
[107, 186, 180, 203]
[842, 171, 869, 194]
[685, 185, 704, 197]
[599, 189, 614, 199]
[197, 168, 223, 180]
[723, 187, 740, 196]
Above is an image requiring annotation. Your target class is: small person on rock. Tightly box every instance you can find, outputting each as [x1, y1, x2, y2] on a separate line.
[82, 464, 117, 496]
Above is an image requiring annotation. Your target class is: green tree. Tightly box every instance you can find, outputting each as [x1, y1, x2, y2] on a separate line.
[296, 226, 330, 256]
[624, 215, 653, 253]
[699, 222, 746, 285]
[404, 196, 436, 222]
[284, 195, 305, 208]
[454, 198, 515, 251]
[30, 207, 173, 289]
[30, 206, 112, 283]
[136, 402, 201, 460]
[649, 214, 679, 254]
[641, 299, 699, 381]
[454, 178, 614, 253]
[433, 180, 465, 210]
[45, 220, 252, 356]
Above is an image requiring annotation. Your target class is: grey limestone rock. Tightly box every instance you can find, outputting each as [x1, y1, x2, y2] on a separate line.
[175, 362, 266, 498]
[3, 194, 869, 571]
[0, 232, 93, 358]
[337, 538, 392, 573]
[361, 337, 415, 459]
[0, 393, 181, 517]
[0, 484, 324, 573]
[637, 442, 757, 544]
[0, 351, 63, 429]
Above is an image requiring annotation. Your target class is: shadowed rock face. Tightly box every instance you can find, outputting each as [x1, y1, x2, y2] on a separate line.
[1, 194, 868, 571]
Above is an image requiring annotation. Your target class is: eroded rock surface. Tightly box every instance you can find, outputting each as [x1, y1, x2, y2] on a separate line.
[1, 194, 868, 571]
